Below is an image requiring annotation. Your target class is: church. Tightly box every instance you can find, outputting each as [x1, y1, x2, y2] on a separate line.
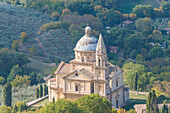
[47, 26, 129, 108]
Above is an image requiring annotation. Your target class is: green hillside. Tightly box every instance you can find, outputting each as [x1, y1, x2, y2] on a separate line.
[116, 0, 161, 13]
[20, 29, 74, 62]
[0, 3, 53, 48]
[0, 3, 74, 62]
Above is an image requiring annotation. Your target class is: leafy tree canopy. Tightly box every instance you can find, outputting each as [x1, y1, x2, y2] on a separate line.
[77, 93, 112, 113]
[0, 48, 30, 79]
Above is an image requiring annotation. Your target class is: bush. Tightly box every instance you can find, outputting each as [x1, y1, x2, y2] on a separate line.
[0, 76, 5, 85]
[38, 22, 60, 34]
[157, 95, 166, 103]
[14, 101, 27, 112]
[51, 12, 60, 21]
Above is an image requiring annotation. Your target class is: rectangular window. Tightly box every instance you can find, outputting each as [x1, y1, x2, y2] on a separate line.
[75, 86, 78, 91]
[116, 100, 118, 108]
[110, 95, 112, 102]
[116, 81, 118, 87]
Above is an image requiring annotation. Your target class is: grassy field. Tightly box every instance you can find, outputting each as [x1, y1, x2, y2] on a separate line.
[24, 57, 56, 76]
[116, 0, 160, 13]
[123, 92, 147, 110]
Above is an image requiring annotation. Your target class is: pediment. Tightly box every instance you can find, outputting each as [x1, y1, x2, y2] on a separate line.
[63, 68, 93, 80]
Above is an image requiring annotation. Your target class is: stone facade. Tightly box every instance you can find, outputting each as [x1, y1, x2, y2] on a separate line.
[48, 26, 129, 108]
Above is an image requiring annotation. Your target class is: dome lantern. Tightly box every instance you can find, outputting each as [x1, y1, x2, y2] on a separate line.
[85, 26, 92, 37]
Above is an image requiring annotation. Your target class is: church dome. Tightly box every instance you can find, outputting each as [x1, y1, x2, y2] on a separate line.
[75, 26, 98, 51]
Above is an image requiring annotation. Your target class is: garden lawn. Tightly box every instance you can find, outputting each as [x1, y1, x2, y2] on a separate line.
[123, 92, 147, 111]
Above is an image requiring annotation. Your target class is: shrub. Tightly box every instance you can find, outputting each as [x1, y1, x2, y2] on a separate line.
[38, 22, 60, 34]
[51, 12, 60, 21]
[14, 101, 27, 112]
[0, 76, 5, 85]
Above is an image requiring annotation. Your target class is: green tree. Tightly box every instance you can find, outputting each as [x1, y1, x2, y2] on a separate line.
[135, 17, 153, 37]
[154, 105, 159, 113]
[162, 2, 170, 17]
[104, 9, 123, 27]
[14, 101, 27, 112]
[7, 65, 22, 82]
[0, 105, 12, 113]
[12, 40, 20, 51]
[36, 87, 39, 98]
[11, 75, 30, 87]
[39, 84, 43, 98]
[146, 90, 158, 113]
[122, 62, 149, 91]
[0, 76, 5, 85]
[36, 73, 44, 83]
[153, 30, 162, 39]
[149, 46, 164, 59]
[135, 54, 143, 63]
[40, 98, 83, 113]
[20, 32, 28, 43]
[130, 50, 138, 59]
[29, 72, 37, 85]
[146, 91, 152, 113]
[51, 12, 60, 21]
[132, 5, 154, 18]
[124, 34, 144, 52]
[77, 93, 112, 113]
[3, 82, 12, 107]
[161, 102, 168, 113]
[44, 84, 48, 96]
[69, 24, 84, 43]
[134, 72, 138, 91]
[0, 48, 30, 79]
[150, 90, 158, 112]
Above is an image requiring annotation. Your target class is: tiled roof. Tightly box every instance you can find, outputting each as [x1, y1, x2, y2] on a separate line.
[55, 61, 70, 75]
[62, 68, 94, 79]
[79, 68, 94, 79]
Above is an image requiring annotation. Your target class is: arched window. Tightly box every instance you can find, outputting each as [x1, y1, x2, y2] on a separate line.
[116, 81, 118, 87]
[75, 85, 78, 91]
[98, 59, 100, 66]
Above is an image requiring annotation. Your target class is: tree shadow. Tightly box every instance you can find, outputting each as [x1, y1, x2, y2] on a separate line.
[123, 99, 146, 111]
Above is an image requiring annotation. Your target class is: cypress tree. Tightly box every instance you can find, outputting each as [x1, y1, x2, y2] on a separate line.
[151, 90, 158, 112]
[44, 84, 48, 96]
[3, 82, 12, 106]
[146, 91, 152, 113]
[39, 84, 43, 98]
[154, 105, 159, 113]
[162, 102, 168, 113]
[53, 97, 55, 103]
[134, 72, 138, 91]
[36, 87, 39, 98]
[13, 104, 17, 112]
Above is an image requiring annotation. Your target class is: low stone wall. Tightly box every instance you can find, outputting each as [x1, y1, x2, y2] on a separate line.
[27, 95, 48, 107]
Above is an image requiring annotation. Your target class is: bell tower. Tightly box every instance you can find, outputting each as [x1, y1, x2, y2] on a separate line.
[96, 33, 107, 67]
